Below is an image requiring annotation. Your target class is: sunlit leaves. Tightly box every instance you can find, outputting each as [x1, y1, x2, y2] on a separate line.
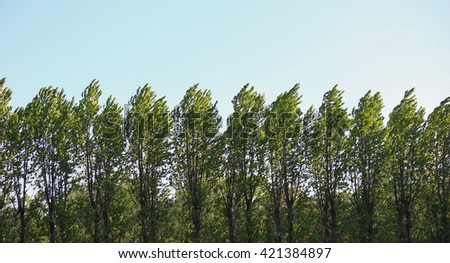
[386, 88, 426, 242]
[347, 90, 385, 242]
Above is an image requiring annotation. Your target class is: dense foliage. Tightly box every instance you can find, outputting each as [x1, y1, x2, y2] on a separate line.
[0, 78, 448, 243]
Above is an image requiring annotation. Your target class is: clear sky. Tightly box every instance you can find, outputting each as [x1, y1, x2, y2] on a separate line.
[1, 0, 450, 121]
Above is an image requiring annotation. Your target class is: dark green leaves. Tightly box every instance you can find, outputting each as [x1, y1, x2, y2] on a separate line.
[0, 79, 449, 243]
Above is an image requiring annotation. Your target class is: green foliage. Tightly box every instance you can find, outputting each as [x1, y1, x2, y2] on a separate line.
[26, 87, 77, 242]
[265, 84, 305, 242]
[386, 88, 426, 242]
[171, 84, 221, 242]
[221, 84, 266, 242]
[0, 79, 448, 243]
[423, 97, 450, 242]
[126, 84, 172, 242]
[311, 85, 350, 242]
[347, 90, 386, 242]
[0, 78, 13, 242]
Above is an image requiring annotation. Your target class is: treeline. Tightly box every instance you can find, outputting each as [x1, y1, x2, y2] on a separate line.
[0, 78, 449, 243]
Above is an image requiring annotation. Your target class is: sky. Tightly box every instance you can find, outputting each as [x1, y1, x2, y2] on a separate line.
[1, 0, 450, 122]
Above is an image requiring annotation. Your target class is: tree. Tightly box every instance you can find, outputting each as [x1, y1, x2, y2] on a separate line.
[298, 106, 319, 241]
[4, 108, 34, 242]
[126, 84, 171, 242]
[222, 84, 265, 242]
[265, 84, 304, 242]
[76, 80, 103, 242]
[27, 87, 77, 242]
[386, 88, 426, 242]
[172, 84, 220, 242]
[77, 81, 126, 242]
[1, 79, 450, 243]
[0, 78, 13, 242]
[311, 85, 350, 242]
[424, 97, 450, 242]
[95, 96, 126, 242]
[348, 91, 386, 242]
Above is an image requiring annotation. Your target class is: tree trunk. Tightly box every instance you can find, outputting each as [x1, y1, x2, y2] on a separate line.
[287, 201, 294, 243]
[191, 197, 201, 242]
[321, 200, 330, 242]
[396, 204, 405, 242]
[273, 200, 282, 242]
[245, 199, 253, 243]
[226, 196, 235, 243]
[330, 199, 337, 242]
[94, 210, 101, 243]
[141, 213, 148, 243]
[48, 203, 56, 243]
[19, 206, 26, 243]
[405, 208, 412, 243]
[102, 208, 110, 242]
[367, 203, 374, 242]
[149, 204, 157, 242]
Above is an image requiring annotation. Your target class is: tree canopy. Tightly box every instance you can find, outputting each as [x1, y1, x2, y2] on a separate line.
[0, 78, 448, 243]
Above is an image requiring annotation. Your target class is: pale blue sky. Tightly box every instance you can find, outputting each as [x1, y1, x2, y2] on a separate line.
[1, 0, 450, 120]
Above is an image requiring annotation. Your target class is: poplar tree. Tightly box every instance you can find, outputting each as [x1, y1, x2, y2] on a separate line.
[76, 80, 103, 242]
[0, 78, 12, 242]
[126, 85, 171, 242]
[348, 91, 386, 242]
[78, 82, 126, 242]
[265, 84, 304, 242]
[386, 88, 426, 242]
[172, 84, 220, 242]
[311, 85, 350, 242]
[223, 84, 265, 242]
[27, 87, 76, 242]
[93, 96, 126, 242]
[424, 97, 450, 242]
[4, 108, 34, 242]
